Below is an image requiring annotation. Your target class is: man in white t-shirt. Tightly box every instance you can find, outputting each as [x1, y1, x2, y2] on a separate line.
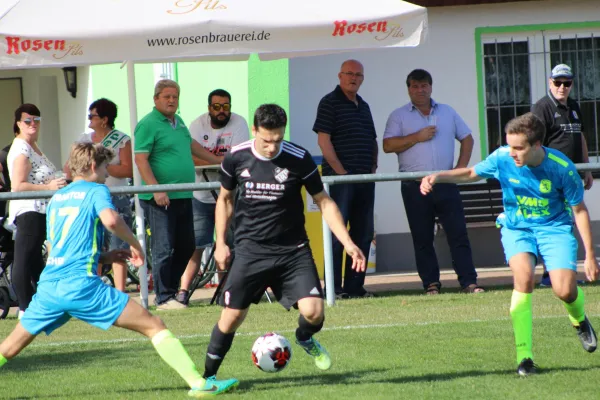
[176, 89, 249, 304]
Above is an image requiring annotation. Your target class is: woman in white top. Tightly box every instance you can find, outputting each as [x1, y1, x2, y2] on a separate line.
[8, 104, 66, 314]
[65, 98, 133, 292]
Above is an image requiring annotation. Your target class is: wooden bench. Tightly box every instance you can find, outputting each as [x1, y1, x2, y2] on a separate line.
[458, 178, 504, 226]
[436, 179, 504, 229]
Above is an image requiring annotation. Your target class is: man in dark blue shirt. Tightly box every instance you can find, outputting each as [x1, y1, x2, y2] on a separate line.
[313, 59, 377, 299]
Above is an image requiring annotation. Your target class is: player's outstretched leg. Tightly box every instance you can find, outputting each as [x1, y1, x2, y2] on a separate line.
[0, 323, 37, 369]
[295, 297, 331, 370]
[194, 307, 247, 397]
[508, 253, 536, 376]
[551, 270, 597, 353]
[114, 299, 237, 397]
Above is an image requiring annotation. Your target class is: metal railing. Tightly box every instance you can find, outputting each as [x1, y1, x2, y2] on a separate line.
[3, 162, 599, 307]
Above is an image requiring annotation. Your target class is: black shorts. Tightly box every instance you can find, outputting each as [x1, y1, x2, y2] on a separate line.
[221, 246, 323, 310]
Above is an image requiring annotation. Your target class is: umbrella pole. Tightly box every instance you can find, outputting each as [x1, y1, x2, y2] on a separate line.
[126, 61, 149, 309]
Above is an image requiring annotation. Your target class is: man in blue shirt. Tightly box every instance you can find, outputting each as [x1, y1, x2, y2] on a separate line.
[420, 112, 599, 376]
[0, 143, 237, 397]
[383, 69, 481, 295]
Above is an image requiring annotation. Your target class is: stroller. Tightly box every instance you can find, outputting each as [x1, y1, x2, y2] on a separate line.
[0, 217, 16, 320]
[0, 207, 50, 319]
[0, 144, 18, 319]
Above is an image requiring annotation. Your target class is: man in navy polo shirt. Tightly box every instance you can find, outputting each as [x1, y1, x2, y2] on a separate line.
[532, 63, 593, 287]
[313, 59, 377, 299]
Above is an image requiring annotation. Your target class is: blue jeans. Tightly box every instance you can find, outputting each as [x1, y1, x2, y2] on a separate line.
[401, 181, 477, 289]
[140, 198, 195, 305]
[329, 182, 375, 295]
[192, 198, 216, 249]
[104, 195, 133, 251]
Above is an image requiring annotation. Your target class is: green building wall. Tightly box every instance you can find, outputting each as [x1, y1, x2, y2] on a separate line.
[90, 56, 290, 140]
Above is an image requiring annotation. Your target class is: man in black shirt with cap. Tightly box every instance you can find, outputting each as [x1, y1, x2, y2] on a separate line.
[532, 63, 593, 287]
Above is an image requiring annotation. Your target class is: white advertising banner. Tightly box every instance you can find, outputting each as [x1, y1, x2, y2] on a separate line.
[0, 0, 427, 68]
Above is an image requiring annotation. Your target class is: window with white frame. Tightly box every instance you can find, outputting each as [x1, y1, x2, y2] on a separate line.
[482, 30, 600, 160]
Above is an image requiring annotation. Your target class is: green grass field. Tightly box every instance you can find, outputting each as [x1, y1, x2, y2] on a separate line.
[2, 285, 600, 399]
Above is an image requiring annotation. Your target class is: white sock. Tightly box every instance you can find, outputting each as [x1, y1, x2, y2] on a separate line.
[17, 310, 24, 320]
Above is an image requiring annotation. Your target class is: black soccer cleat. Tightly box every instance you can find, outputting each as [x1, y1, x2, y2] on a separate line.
[575, 316, 597, 353]
[517, 358, 537, 377]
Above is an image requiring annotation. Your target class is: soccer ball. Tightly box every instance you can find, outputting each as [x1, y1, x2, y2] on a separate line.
[251, 332, 292, 372]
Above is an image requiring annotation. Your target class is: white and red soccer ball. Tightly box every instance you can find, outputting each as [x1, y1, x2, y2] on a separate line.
[251, 332, 292, 372]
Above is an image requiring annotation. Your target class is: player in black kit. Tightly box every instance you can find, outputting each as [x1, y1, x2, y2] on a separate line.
[200, 104, 366, 384]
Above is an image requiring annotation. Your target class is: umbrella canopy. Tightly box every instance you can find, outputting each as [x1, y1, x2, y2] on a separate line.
[0, 0, 428, 308]
[0, 0, 427, 68]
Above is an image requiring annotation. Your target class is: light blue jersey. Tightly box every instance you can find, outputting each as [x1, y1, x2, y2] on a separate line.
[41, 180, 115, 282]
[474, 146, 583, 230]
[21, 180, 129, 336]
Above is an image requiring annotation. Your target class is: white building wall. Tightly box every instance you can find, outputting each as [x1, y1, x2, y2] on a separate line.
[289, 0, 600, 235]
[0, 66, 90, 168]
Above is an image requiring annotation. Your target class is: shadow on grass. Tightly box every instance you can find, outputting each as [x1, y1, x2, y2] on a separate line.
[5, 385, 184, 400]
[5, 344, 155, 372]
[8, 364, 600, 399]
[241, 363, 600, 392]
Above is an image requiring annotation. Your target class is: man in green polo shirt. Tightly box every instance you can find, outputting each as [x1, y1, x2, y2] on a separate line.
[135, 79, 220, 310]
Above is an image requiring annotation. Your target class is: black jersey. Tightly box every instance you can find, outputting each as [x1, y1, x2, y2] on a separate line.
[219, 139, 324, 255]
[532, 92, 584, 163]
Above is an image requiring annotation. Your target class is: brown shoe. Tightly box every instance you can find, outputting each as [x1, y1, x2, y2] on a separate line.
[425, 282, 441, 295]
[461, 284, 485, 294]
[156, 299, 187, 310]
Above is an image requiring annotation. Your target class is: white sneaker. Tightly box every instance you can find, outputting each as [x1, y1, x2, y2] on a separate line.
[156, 299, 187, 310]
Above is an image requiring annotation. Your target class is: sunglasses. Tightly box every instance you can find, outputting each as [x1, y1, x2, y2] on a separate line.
[210, 103, 231, 112]
[552, 80, 573, 88]
[21, 117, 41, 125]
[88, 113, 100, 120]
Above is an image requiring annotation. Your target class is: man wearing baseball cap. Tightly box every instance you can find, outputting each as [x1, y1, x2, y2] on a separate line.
[532, 63, 592, 287]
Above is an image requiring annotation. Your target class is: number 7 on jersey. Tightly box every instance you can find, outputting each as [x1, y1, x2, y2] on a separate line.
[49, 206, 80, 249]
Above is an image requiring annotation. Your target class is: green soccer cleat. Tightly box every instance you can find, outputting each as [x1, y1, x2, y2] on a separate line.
[296, 337, 332, 370]
[188, 376, 239, 397]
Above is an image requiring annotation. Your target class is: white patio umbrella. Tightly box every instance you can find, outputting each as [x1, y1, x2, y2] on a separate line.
[0, 0, 428, 307]
[0, 0, 426, 66]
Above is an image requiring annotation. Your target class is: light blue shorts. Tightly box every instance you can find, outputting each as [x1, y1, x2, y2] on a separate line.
[500, 224, 578, 271]
[21, 276, 129, 336]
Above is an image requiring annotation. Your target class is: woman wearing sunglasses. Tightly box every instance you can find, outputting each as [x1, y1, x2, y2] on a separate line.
[64, 98, 133, 292]
[7, 103, 66, 317]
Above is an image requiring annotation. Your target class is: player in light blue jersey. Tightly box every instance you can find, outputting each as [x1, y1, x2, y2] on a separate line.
[420, 113, 599, 376]
[0, 143, 238, 397]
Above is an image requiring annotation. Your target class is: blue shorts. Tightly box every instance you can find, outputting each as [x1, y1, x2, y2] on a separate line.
[21, 276, 129, 336]
[192, 198, 215, 249]
[104, 195, 132, 251]
[500, 224, 578, 271]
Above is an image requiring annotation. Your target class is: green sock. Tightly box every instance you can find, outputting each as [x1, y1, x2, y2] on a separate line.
[510, 290, 533, 364]
[563, 287, 586, 326]
[151, 330, 205, 389]
[0, 354, 6, 368]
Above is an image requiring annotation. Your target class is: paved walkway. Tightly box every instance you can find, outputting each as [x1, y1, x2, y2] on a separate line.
[6, 266, 589, 316]
[129, 266, 580, 305]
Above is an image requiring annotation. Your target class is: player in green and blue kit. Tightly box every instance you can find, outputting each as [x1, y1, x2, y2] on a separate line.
[420, 112, 599, 376]
[0, 142, 237, 397]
